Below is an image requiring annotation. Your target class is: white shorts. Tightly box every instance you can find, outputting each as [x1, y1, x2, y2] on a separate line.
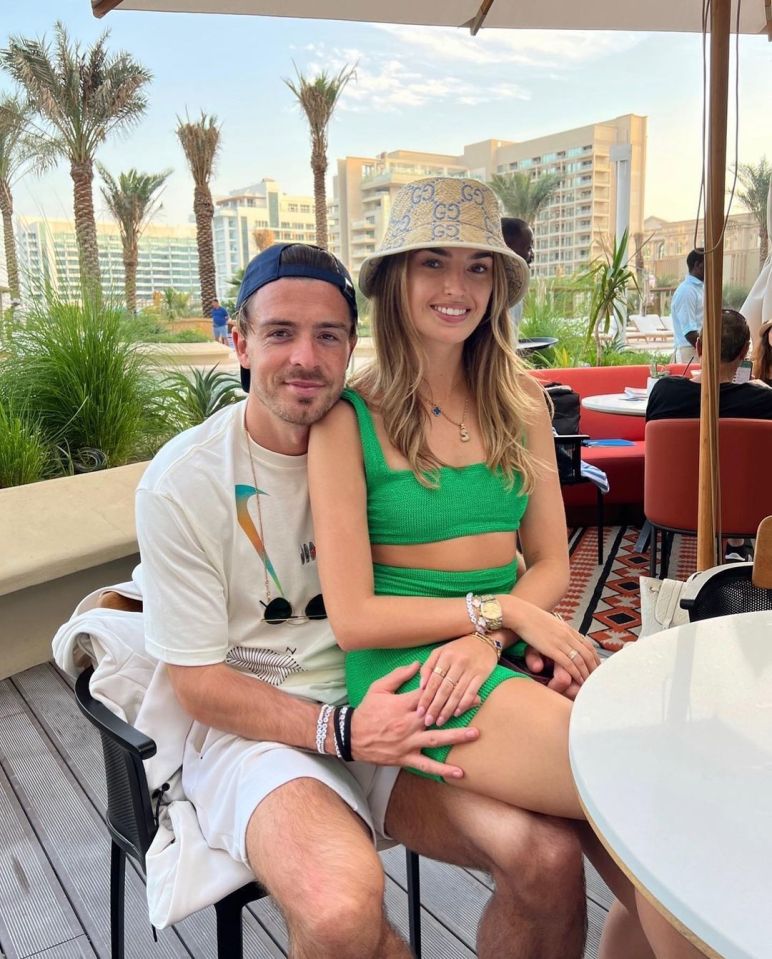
[182, 721, 400, 865]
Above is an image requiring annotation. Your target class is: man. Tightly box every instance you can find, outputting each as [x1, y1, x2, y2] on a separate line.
[501, 217, 534, 337]
[136, 243, 588, 959]
[647, 308, 772, 562]
[647, 308, 772, 422]
[670, 248, 704, 363]
[211, 297, 230, 344]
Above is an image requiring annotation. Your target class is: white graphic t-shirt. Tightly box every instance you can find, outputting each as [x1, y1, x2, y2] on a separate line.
[136, 401, 346, 704]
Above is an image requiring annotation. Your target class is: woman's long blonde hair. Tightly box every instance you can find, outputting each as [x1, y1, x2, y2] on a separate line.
[752, 320, 772, 382]
[351, 251, 541, 492]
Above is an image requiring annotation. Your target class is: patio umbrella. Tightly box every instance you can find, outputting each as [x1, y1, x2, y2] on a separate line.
[93, 0, 772, 570]
[740, 176, 772, 345]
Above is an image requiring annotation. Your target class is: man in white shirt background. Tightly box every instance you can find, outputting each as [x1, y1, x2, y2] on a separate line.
[670, 248, 705, 363]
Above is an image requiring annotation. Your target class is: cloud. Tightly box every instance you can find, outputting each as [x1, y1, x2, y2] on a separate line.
[292, 47, 529, 114]
[374, 24, 643, 69]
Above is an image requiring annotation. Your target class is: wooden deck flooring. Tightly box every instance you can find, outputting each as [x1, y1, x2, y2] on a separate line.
[0, 663, 613, 958]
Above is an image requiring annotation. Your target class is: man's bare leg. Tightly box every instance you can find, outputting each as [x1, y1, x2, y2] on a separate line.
[386, 770, 587, 959]
[246, 778, 410, 959]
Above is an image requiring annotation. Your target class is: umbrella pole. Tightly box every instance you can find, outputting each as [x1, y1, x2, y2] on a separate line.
[697, 0, 730, 571]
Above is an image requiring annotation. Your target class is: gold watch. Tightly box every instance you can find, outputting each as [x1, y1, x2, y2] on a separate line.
[477, 594, 503, 632]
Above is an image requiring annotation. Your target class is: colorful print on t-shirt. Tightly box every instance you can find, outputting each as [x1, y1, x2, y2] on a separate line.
[235, 483, 284, 595]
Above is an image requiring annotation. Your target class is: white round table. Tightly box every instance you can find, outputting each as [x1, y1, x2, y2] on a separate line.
[569, 610, 772, 959]
[581, 392, 648, 416]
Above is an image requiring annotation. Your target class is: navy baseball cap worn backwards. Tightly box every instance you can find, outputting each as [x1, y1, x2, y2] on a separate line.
[236, 243, 358, 392]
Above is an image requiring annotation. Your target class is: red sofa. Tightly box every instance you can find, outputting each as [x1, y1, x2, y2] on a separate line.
[530, 365, 690, 514]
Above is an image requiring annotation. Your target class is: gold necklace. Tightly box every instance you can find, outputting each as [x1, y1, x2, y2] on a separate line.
[244, 411, 271, 604]
[429, 397, 470, 443]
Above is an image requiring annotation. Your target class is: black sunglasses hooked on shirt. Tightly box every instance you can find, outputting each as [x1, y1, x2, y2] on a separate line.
[260, 594, 327, 625]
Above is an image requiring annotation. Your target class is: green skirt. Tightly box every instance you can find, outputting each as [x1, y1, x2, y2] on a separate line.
[346, 560, 529, 782]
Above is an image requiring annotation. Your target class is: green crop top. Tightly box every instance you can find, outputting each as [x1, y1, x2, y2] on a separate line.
[341, 387, 528, 546]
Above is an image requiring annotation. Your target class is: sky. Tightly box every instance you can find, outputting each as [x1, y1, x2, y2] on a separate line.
[1, 0, 770, 229]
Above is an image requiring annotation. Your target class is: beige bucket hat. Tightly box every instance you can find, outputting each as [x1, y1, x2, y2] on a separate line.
[358, 176, 529, 307]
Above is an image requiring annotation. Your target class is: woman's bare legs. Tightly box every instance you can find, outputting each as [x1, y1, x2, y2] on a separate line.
[445, 679, 709, 959]
[446, 678, 582, 818]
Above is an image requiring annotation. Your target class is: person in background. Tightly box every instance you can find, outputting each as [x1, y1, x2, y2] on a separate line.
[670, 248, 704, 363]
[211, 297, 230, 345]
[647, 308, 772, 562]
[751, 318, 772, 386]
[501, 217, 534, 338]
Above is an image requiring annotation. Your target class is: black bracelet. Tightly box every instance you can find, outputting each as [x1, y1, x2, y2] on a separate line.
[332, 706, 345, 759]
[341, 705, 355, 762]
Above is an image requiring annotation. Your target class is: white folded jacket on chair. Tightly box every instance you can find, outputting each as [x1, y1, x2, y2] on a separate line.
[52, 574, 257, 928]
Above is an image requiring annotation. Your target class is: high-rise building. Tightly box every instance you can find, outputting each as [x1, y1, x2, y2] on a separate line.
[16, 219, 199, 305]
[644, 212, 761, 290]
[213, 178, 316, 299]
[329, 115, 647, 280]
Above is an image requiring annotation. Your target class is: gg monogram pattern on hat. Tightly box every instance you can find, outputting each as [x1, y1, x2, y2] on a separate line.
[358, 176, 529, 307]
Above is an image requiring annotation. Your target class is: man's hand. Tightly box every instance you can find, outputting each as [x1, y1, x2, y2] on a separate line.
[351, 662, 479, 780]
[523, 646, 582, 700]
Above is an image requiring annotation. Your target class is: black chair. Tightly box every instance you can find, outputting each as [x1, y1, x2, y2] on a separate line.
[680, 563, 772, 622]
[554, 434, 605, 564]
[75, 667, 423, 958]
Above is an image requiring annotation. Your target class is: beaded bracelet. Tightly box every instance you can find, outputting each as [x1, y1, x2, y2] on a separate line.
[315, 703, 334, 755]
[332, 705, 346, 759]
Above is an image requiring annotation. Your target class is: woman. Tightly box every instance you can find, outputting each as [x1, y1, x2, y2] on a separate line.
[752, 319, 772, 385]
[309, 178, 706, 959]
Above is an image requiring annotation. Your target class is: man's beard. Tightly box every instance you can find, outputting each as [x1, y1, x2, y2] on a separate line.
[252, 373, 342, 427]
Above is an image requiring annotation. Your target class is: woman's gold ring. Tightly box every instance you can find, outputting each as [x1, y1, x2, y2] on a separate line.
[433, 666, 448, 678]
[444, 676, 458, 687]
[568, 648, 579, 661]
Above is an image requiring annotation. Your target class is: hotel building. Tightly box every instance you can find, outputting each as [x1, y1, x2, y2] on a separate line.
[16, 219, 199, 305]
[212, 178, 316, 300]
[329, 115, 647, 281]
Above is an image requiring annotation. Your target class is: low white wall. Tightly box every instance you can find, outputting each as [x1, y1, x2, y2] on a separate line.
[1, 462, 147, 679]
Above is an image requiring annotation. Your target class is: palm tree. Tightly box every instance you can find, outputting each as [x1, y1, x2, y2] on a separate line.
[284, 64, 356, 250]
[98, 165, 171, 314]
[735, 157, 771, 267]
[489, 171, 561, 223]
[252, 227, 275, 252]
[176, 112, 221, 314]
[1, 22, 151, 299]
[0, 95, 35, 301]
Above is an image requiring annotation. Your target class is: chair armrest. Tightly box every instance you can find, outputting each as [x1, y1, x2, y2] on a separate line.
[554, 435, 591, 484]
[75, 667, 157, 761]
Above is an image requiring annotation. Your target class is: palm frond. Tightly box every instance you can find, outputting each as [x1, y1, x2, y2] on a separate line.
[284, 62, 356, 147]
[175, 111, 221, 186]
[2, 21, 151, 163]
[734, 157, 771, 228]
[98, 163, 171, 246]
[489, 171, 561, 222]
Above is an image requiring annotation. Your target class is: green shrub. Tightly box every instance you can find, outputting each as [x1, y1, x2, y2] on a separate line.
[0, 404, 51, 487]
[723, 284, 751, 309]
[0, 295, 172, 473]
[120, 311, 210, 343]
[163, 365, 242, 431]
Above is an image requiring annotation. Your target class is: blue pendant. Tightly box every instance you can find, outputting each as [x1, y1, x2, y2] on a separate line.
[431, 406, 441, 416]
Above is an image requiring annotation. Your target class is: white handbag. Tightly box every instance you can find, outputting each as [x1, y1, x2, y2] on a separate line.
[639, 562, 745, 638]
[638, 575, 692, 637]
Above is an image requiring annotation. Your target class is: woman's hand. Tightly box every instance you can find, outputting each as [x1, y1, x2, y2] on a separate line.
[417, 634, 498, 728]
[502, 598, 600, 687]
